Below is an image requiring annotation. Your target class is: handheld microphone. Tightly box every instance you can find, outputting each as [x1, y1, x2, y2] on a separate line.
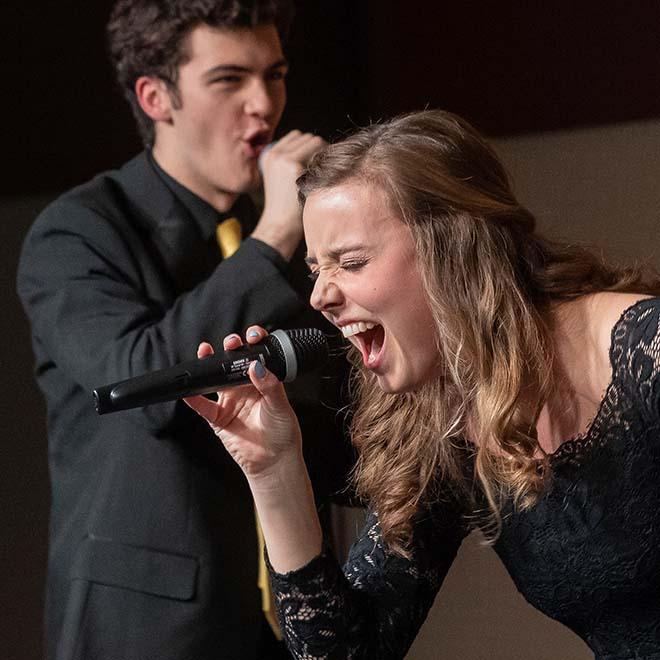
[93, 328, 328, 415]
[258, 142, 276, 174]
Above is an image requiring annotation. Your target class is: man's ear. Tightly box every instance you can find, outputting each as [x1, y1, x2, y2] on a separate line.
[135, 76, 174, 122]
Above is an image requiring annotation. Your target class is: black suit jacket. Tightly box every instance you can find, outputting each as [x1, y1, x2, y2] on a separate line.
[17, 152, 350, 660]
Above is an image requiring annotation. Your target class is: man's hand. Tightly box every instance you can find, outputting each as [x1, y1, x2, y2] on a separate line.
[251, 130, 326, 260]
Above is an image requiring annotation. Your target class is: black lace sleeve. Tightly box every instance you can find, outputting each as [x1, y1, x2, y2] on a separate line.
[269, 505, 468, 660]
[619, 298, 660, 422]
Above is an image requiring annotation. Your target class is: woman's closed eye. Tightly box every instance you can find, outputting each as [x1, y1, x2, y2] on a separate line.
[340, 259, 368, 272]
[307, 258, 370, 282]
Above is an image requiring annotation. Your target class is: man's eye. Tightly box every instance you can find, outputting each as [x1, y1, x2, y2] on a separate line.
[267, 70, 287, 82]
[212, 76, 242, 84]
[307, 271, 320, 282]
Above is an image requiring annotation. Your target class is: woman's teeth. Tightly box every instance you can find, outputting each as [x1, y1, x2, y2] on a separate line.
[341, 322, 375, 338]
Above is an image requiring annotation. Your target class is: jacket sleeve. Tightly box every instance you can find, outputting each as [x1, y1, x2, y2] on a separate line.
[270, 507, 468, 660]
[16, 195, 306, 430]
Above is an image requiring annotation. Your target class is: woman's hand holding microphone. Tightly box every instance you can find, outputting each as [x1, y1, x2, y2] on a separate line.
[184, 325, 323, 572]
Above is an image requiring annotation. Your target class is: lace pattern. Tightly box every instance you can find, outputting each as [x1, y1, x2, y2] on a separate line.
[550, 298, 660, 465]
[270, 506, 467, 660]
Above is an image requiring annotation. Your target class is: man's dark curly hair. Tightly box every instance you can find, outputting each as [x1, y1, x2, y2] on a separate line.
[107, 0, 294, 147]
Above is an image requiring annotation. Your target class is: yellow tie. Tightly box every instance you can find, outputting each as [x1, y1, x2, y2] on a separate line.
[255, 513, 282, 639]
[216, 217, 242, 259]
[216, 217, 282, 639]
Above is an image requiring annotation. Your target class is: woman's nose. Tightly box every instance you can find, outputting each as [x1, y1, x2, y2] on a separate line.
[309, 273, 342, 312]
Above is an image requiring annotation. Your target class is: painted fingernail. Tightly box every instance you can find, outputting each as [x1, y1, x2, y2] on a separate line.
[247, 330, 260, 338]
[254, 361, 266, 379]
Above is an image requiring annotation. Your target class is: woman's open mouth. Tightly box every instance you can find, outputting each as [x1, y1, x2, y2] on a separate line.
[342, 323, 385, 369]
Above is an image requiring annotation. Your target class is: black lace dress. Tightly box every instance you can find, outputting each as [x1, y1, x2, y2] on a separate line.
[269, 298, 660, 660]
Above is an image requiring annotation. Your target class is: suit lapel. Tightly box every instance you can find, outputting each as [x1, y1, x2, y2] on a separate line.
[114, 153, 218, 294]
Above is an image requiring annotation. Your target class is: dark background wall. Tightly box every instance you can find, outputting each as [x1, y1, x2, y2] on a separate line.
[4, 0, 660, 197]
[3, 2, 660, 658]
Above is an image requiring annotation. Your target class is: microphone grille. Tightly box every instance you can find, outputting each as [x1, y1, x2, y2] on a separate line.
[287, 328, 329, 372]
[258, 142, 276, 174]
[269, 328, 329, 381]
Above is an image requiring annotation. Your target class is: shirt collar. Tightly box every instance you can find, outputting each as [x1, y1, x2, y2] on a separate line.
[148, 151, 256, 241]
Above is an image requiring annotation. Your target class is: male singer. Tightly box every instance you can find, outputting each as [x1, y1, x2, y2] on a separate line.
[17, 2, 350, 659]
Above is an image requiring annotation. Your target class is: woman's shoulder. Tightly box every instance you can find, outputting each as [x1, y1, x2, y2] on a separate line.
[554, 293, 657, 399]
[588, 292, 660, 422]
[591, 292, 657, 359]
[585, 293, 660, 398]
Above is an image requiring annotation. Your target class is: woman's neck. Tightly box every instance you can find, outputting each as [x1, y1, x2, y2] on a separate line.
[535, 294, 611, 453]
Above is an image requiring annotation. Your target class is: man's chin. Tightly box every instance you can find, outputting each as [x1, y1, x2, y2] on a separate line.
[233, 168, 262, 195]
[215, 180, 258, 202]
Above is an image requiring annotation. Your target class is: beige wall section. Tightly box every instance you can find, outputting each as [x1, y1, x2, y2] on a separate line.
[335, 118, 660, 660]
[494, 119, 660, 266]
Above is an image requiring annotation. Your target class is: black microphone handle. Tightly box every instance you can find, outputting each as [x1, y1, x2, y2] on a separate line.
[93, 328, 328, 415]
[93, 343, 271, 415]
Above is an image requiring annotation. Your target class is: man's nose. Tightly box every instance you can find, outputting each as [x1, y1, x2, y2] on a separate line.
[244, 79, 275, 118]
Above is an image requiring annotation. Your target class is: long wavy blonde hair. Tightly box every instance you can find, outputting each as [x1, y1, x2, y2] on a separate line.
[298, 110, 658, 555]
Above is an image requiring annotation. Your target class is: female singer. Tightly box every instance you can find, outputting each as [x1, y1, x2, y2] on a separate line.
[186, 109, 660, 659]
